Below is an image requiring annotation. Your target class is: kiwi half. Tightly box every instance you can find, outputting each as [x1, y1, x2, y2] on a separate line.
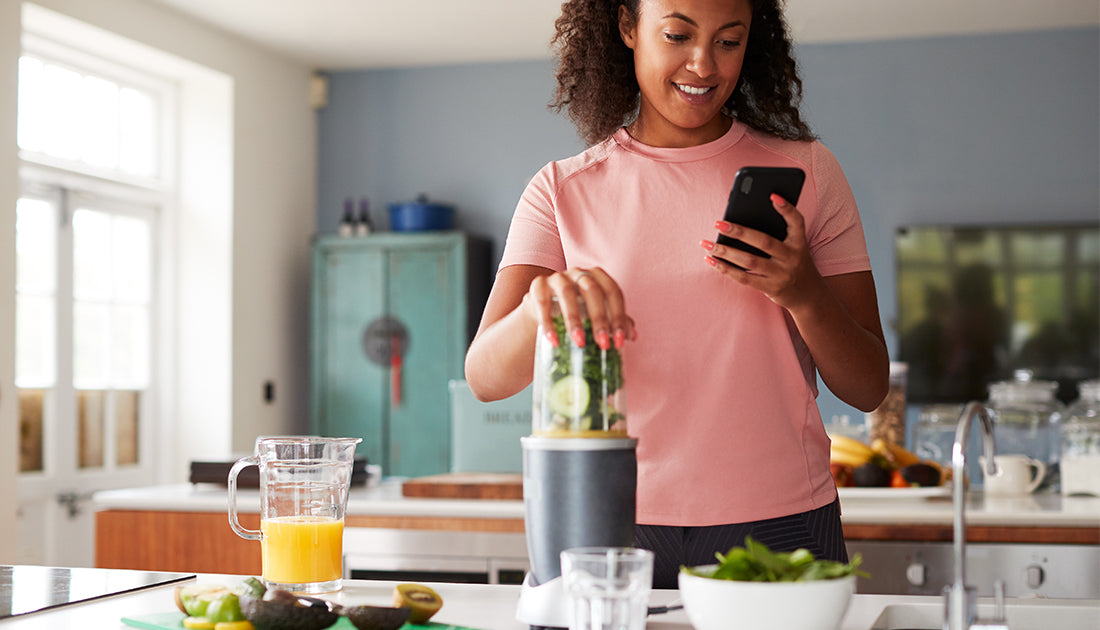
[392, 583, 443, 624]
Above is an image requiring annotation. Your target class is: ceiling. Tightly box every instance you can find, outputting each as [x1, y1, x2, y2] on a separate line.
[142, 0, 1098, 71]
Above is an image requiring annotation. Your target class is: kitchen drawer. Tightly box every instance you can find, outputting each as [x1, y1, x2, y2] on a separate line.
[343, 527, 528, 585]
[848, 540, 1099, 599]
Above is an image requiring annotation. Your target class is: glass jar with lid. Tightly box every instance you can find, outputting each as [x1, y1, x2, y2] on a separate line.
[986, 369, 1064, 491]
[913, 403, 965, 470]
[531, 296, 626, 437]
[866, 362, 908, 445]
[1061, 379, 1100, 496]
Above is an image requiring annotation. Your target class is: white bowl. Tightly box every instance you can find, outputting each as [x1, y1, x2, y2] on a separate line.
[678, 566, 856, 630]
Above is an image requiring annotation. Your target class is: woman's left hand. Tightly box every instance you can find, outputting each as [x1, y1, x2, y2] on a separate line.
[699, 193, 890, 410]
[700, 193, 824, 312]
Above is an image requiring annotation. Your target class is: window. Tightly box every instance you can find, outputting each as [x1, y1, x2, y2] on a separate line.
[17, 46, 166, 183]
[15, 44, 168, 478]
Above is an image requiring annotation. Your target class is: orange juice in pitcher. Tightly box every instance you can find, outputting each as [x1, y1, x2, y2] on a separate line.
[260, 515, 344, 585]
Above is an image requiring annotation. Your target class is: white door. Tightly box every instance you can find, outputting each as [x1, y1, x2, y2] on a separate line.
[15, 184, 158, 567]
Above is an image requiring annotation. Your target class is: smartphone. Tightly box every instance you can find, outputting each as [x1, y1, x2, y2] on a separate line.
[717, 166, 806, 262]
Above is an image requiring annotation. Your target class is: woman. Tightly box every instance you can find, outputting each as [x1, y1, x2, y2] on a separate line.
[465, 0, 889, 588]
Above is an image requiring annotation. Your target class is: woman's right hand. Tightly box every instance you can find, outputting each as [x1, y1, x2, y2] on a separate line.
[523, 266, 636, 351]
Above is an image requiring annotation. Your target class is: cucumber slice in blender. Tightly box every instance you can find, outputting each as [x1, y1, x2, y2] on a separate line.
[547, 375, 590, 418]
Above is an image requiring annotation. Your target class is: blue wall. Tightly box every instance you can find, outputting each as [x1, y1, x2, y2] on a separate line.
[317, 27, 1099, 422]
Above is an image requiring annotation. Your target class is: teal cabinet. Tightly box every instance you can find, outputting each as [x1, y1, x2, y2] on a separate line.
[310, 231, 490, 477]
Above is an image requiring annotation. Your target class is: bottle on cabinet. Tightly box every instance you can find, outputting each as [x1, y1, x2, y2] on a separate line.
[356, 197, 373, 236]
[339, 198, 356, 237]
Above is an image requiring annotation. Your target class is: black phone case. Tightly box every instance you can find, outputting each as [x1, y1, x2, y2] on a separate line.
[717, 166, 806, 260]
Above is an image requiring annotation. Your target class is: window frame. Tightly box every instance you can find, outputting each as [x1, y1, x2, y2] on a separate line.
[19, 32, 178, 193]
[15, 36, 175, 486]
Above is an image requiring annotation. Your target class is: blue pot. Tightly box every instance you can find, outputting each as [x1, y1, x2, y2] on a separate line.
[388, 196, 455, 231]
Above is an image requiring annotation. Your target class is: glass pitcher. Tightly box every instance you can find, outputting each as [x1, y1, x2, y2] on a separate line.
[228, 436, 361, 593]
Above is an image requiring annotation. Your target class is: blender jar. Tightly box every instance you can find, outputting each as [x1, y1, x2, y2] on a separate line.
[986, 370, 1064, 491]
[1061, 379, 1100, 496]
[532, 297, 626, 437]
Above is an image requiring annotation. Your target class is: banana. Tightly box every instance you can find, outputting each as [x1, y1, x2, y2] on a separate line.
[829, 435, 875, 467]
[830, 435, 874, 458]
[829, 446, 870, 468]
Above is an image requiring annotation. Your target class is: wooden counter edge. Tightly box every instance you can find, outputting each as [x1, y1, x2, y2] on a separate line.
[344, 514, 524, 532]
[94, 510, 527, 575]
[843, 523, 1100, 544]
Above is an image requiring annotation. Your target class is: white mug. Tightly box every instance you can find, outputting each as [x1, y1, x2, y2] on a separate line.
[980, 454, 1047, 496]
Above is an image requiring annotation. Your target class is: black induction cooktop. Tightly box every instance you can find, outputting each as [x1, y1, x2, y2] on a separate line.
[0, 565, 194, 618]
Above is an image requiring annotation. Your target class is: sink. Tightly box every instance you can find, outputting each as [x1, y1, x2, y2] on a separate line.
[869, 598, 1100, 629]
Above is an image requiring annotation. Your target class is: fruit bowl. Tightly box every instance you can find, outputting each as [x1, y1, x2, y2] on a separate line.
[678, 567, 855, 630]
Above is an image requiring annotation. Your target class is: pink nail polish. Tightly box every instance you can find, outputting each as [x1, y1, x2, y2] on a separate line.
[596, 330, 610, 350]
[705, 256, 718, 267]
[571, 328, 586, 347]
[613, 329, 625, 348]
[546, 329, 559, 348]
[714, 220, 732, 232]
[700, 239, 715, 251]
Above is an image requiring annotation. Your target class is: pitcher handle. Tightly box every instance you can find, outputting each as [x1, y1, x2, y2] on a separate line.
[228, 455, 263, 540]
[1026, 458, 1047, 494]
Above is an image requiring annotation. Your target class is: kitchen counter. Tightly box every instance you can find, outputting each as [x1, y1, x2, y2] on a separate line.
[1, 572, 1096, 630]
[92, 480, 1100, 528]
[92, 481, 1099, 577]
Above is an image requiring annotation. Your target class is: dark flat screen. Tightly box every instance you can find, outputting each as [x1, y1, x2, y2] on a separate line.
[895, 223, 1099, 404]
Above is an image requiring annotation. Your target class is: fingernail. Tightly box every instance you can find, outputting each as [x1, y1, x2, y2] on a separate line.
[613, 329, 625, 349]
[714, 220, 732, 232]
[705, 256, 718, 267]
[596, 329, 610, 350]
[770, 193, 785, 205]
[700, 239, 715, 251]
[546, 329, 559, 348]
[571, 327, 586, 347]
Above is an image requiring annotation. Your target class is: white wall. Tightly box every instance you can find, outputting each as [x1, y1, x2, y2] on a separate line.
[0, 0, 318, 531]
[0, 0, 22, 562]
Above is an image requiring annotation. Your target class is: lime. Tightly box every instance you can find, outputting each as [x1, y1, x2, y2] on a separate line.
[205, 592, 244, 623]
[548, 375, 590, 418]
[179, 585, 229, 618]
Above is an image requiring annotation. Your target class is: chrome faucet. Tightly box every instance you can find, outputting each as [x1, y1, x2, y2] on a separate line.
[944, 401, 1009, 630]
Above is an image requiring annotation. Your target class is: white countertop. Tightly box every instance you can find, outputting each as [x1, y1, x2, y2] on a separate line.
[1, 572, 1095, 630]
[92, 480, 1100, 528]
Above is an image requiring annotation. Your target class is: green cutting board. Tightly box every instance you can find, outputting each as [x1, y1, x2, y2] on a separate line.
[121, 612, 481, 630]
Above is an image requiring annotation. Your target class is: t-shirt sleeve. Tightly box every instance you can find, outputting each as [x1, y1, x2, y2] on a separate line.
[807, 142, 871, 277]
[497, 162, 568, 273]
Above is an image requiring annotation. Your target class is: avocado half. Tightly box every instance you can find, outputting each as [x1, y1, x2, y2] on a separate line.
[239, 589, 340, 630]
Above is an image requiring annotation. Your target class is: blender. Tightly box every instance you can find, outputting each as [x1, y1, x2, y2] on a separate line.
[515, 298, 638, 629]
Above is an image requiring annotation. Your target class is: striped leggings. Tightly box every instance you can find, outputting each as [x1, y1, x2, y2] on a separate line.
[634, 498, 847, 589]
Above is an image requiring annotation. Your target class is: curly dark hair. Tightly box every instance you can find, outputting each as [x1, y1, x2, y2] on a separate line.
[550, 0, 815, 145]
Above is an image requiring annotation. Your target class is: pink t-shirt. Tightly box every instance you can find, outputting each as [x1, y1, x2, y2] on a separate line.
[499, 121, 871, 526]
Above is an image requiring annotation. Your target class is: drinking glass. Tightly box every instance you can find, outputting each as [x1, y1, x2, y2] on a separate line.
[561, 547, 653, 630]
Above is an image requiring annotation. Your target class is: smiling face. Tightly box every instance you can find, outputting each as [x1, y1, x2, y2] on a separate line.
[620, 0, 752, 148]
